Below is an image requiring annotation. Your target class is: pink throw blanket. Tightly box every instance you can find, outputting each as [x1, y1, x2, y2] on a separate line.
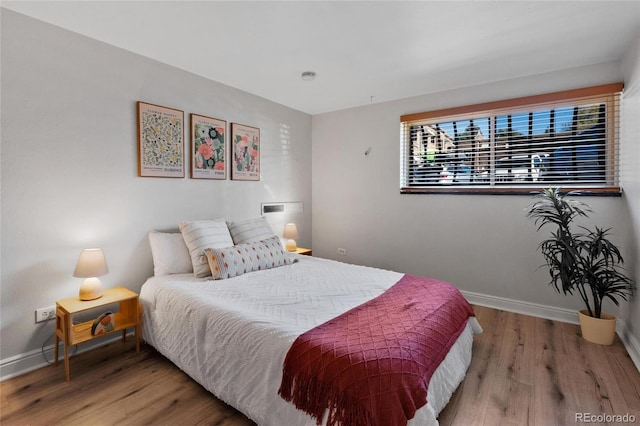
[278, 274, 475, 426]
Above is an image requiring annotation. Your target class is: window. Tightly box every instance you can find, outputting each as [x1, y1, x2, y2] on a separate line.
[400, 84, 622, 195]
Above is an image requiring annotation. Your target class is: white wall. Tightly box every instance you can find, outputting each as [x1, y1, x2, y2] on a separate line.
[619, 31, 640, 367]
[312, 63, 635, 327]
[0, 10, 312, 377]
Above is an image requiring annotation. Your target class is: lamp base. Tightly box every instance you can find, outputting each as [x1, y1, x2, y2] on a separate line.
[79, 277, 103, 301]
[285, 239, 298, 252]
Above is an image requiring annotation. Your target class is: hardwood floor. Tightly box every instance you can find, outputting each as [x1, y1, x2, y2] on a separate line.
[439, 306, 640, 425]
[2, 305, 639, 425]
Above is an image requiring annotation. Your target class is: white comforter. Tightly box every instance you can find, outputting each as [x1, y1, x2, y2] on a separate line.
[140, 255, 482, 425]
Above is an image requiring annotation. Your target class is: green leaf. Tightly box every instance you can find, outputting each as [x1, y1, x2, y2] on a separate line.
[526, 187, 636, 316]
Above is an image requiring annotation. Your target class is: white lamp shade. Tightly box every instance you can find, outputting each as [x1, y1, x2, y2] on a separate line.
[74, 248, 108, 301]
[283, 223, 299, 239]
[73, 248, 108, 278]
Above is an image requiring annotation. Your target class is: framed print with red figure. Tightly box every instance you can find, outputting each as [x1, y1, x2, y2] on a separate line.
[231, 123, 260, 181]
[191, 113, 226, 179]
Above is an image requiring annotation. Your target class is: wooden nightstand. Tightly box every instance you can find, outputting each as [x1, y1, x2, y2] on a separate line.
[54, 287, 141, 381]
[294, 247, 312, 256]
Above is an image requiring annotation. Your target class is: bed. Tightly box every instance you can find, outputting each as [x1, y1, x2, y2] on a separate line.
[140, 224, 482, 426]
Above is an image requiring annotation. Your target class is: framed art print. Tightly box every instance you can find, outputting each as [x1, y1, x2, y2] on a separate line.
[191, 113, 226, 179]
[137, 101, 185, 178]
[231, 123, 260, 181]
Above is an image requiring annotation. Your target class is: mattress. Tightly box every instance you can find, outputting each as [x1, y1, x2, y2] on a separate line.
[140, 255, 482, 425]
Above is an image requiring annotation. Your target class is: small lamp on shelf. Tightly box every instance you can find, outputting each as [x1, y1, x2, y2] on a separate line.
[73, 248, 108, 301]
[283, 223, 299, 252]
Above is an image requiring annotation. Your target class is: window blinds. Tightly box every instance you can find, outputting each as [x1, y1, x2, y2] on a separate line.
[400, 84, 622, 194]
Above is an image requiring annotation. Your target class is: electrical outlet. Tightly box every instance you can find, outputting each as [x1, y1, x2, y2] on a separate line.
[337, 248, 347, 255]
[35, 306, 56, 323]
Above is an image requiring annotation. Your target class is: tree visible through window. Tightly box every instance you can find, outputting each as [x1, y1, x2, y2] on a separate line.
[400, 84, 622, 194]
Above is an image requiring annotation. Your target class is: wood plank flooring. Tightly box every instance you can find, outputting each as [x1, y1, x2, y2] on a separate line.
[2, 305, 639, 425]
[438, 306, 640, 425]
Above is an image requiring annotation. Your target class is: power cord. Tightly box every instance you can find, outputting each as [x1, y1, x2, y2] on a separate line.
[41, 333, 77, 364]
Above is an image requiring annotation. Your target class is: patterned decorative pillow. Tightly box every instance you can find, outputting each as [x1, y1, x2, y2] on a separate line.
[204, 235, 294, 280]
[179, 219, 234, 278]
[227, 217, 276, 245]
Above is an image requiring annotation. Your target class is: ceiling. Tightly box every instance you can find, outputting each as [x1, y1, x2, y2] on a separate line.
[3, 1, 639, 115]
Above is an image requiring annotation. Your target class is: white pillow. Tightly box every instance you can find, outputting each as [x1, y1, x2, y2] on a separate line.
[179, 219, 234, 277]
[228, 217, 276, 244]
[204, 235, 294, 280]
[148, 231, 193, 276]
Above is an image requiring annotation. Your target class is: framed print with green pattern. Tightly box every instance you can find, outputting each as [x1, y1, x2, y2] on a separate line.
[137, 101, 184, 178]
[231, 122, 260, 181]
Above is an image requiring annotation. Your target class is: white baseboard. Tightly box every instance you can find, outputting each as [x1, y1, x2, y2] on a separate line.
[461, 290, 580, 324]
[0, 345, 55, 381]
[0, 333, 131, 381]
[461, 290, 640, 373]
[617, 318, 640, 372]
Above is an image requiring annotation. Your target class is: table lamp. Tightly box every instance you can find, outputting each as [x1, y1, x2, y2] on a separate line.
[73, 248, 108, 300]
[283, 223, 299, 252]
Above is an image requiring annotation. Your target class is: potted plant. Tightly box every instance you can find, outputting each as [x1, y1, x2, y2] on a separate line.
[526, 187, 636, 345]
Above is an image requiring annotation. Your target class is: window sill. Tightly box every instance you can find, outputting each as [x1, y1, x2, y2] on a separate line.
[400, 186, 622, 196]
